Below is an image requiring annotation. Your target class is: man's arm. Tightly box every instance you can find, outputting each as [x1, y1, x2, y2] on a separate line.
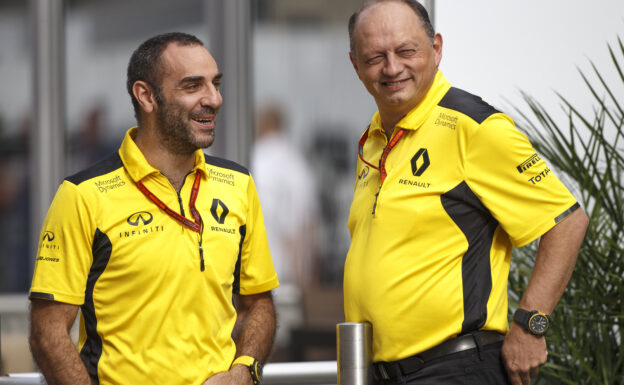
[30, 299, 92, 385]
[502, 208, 588, 385]
[204, 291, 276, 385]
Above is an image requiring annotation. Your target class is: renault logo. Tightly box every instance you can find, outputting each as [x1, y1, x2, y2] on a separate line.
[127, 211, 153, 226]
[411, 148, 430, 177]
[210, 199, 229, 224]
[42, 231, 55, 242]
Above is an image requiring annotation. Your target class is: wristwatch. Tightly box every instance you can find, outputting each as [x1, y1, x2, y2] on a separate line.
[513, 309, 552, 336]
[232, 355, 263, 384]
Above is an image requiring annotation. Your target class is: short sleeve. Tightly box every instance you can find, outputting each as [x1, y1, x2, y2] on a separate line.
[465, 113, 578, 247]
[237, 175, 279, 295]
[29, 181, 96, 304]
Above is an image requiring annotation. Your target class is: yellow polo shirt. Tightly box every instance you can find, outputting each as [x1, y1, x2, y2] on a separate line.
[344, 71, 578, 362]
[30, 127, 279, 384]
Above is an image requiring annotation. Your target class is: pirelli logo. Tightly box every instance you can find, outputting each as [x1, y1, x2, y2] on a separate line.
[517, 153, 541, 174]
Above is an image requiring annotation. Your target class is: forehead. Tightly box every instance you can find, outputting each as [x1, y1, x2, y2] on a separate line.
[354, 2, 426, 52]
[160, 43, 219, 81]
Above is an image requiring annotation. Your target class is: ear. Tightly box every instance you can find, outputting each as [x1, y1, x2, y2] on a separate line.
[132, 80, 158, 115]
[433, 33, 443, 67]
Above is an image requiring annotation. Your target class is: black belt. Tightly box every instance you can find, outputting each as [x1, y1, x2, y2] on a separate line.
[373, 330, 505, 381]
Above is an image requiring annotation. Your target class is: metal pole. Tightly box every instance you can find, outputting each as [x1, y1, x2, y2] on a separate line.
[337, 322, 373, 385]
[30, 0, 66, 272]
[205, 0, 252, 166]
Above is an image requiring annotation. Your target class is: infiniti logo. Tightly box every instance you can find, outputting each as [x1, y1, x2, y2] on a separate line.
[358, 166, 370, 181]
[127, 211, 153, 226]
[42, 231, 55, 242]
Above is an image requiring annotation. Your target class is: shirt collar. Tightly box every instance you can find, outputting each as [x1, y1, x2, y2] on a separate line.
[119, 126, 208, 183]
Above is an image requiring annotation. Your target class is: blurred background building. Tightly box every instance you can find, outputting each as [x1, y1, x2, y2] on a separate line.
[0, 0, 622, 374]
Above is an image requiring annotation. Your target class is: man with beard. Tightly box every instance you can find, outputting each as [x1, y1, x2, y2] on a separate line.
[29, 32, 279, 385]
[343, 1, 588, 385]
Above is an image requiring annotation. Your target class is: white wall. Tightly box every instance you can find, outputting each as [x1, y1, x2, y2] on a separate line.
[436, 1, 624, 121]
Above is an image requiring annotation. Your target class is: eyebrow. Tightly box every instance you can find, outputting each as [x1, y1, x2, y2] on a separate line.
[178, 73, 223, 86]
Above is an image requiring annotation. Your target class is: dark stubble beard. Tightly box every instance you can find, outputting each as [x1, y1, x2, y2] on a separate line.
[155, 97, 216, 155]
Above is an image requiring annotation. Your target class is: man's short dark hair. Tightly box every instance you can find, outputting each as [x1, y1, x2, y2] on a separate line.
[126, 32, 204, 122]
[348, 0, 434, 57]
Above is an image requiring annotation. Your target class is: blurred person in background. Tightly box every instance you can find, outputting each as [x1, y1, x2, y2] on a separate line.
[28, 32, 278, 385]
[342, 1, 588, 385]
[251, 103, 319, 289]
[250, 102, 320, 354]
[68, 105, 116, 174]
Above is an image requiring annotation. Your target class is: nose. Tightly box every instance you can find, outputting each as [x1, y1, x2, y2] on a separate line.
[383, 53, 403, 78]
[200, 85, 222, 110]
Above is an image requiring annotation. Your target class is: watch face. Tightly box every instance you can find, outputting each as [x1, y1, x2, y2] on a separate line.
[529, 314, 549, 335]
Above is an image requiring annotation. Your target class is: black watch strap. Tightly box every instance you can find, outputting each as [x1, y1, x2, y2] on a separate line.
[513, 308, 552, 336]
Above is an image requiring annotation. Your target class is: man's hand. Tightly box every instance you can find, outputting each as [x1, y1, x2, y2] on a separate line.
[202, 365, 251, 385]
[502, 322, 547, 385]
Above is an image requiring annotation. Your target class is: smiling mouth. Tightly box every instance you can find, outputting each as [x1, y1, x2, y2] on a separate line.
[192, 117, 215, 126]
[382, 79, 409, 88]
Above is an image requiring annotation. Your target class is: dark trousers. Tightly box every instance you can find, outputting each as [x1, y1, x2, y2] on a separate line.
[374, 341, 511, 385]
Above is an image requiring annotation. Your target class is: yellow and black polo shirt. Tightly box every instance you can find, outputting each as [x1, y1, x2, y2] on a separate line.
[344, 71, 578, 362]
[30, 127, 279, 384]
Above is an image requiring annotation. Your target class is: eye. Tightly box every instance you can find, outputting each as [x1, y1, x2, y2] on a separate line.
[398, 49, 416, 57]
[213, 81, 221, 90]
[366, 55, 384, 65]
[185, 83, 200, 91]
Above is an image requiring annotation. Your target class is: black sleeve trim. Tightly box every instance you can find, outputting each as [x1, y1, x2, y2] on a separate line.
[204, 154, 249, 175]
[555, 202, 580, 224]
[438, 87, 500, 124]
[29, 292, 55, 300]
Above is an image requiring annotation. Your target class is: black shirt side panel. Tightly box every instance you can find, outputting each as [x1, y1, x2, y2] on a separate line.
[79, 229, 112, 385]
[233, 224, 247, 295]
[440, 181, 498, 334]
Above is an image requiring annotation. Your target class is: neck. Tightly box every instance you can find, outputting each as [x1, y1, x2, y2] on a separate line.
[380, 114, 402, 138]
[134, 127, 196, 191]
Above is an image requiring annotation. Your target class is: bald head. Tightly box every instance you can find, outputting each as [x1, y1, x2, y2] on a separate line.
[348, 0, 434, 58]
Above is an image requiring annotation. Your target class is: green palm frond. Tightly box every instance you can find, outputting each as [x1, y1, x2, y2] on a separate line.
[509, 35, 624, 385]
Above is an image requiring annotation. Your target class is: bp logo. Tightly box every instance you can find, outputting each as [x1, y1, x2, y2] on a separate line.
[42, 231, 55, 241]
[210, 199, 229, 224]
[127, 211, 153, 226]
[411, 148, 430, 177]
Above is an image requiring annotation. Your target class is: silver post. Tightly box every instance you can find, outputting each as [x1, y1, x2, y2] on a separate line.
[204, 0, 252, 165]
[30, 0, 66, 280]
[337, 322, 373, 385]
